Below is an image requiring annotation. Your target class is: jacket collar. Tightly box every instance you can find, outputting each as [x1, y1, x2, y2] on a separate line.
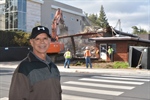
[27, 51, 51, 64]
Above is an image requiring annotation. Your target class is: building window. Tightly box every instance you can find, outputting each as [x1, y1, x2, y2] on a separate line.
[63, 16, 66, 19]
[51, 13, 54, 20]
[71, 17, 74, 21]
[4, 0, 26, 31]
[14, 12, 18, 28]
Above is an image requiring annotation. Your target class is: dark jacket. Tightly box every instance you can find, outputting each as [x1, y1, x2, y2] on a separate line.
[9, 51, 62, 100]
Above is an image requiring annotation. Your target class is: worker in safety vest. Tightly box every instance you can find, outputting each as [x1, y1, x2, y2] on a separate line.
[84, 46, 92, 68]
[107, 46, 114, 62]
[64, 48, 72, 68]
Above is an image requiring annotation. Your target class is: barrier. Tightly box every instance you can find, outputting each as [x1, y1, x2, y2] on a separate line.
[129, 46, 150, 69]
[0, 47, 30, 61]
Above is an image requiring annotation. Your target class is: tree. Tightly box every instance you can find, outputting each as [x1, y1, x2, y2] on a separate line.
[132, 26, 148, 34]
[87, 5, 109, 29]
[88, 14, 98, 26]
[132, 26, 139, 34]
[97, 5, 109, 28]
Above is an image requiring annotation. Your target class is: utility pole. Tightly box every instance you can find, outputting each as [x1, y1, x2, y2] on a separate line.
[114, 19, 122, 31]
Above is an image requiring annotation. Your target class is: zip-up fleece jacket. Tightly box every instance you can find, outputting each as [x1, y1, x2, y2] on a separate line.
[9, 52, 62, 100]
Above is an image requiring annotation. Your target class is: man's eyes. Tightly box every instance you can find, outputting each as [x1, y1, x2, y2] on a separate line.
[35, 38, 48, 40]
[44, 37, 48, 40]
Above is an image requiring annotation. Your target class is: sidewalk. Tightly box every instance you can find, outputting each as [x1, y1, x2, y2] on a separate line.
[0, 61, 150, 76]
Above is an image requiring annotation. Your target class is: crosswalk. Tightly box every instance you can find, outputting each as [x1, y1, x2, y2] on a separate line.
[62, 75, 150, 100]
[0, 75, 149, 100]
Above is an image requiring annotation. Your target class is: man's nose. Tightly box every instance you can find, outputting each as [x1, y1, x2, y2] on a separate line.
[40, 39, 44, 43]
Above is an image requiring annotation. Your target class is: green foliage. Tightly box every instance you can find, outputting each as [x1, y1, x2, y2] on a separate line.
[0, 30, 30, 47]
[113, 61, 129, 69]
[132, 26, 149, 34]
[87, 5, 109, 29]
[0, 30, 16, 47]
[98, 5, 109, 28]
[14, 31, 30, 46]
[74, 61, 84, 66]
[88, 14, 98, 26]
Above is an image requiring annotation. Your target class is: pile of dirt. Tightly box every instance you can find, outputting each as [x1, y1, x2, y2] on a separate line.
[92, 62, 114, 68]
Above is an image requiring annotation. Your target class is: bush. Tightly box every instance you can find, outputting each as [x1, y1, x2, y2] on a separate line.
[0, 30, 30, 47]
[113, 61, 129, 69]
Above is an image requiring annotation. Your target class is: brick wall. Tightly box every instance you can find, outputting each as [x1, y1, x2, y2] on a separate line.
[96, 39, 150, 62]
[113, 41, 128, 61]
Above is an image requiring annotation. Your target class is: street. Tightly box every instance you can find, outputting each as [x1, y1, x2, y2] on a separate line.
[0, 67, 150, 100]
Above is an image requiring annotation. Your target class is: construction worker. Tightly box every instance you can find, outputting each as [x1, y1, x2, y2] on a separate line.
[64, 48, 72, 68]
[84, 46, 92, 68]
[107, 46, 114, 62]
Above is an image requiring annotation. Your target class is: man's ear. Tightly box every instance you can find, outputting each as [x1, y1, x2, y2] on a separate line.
[29, 39, 33, 46]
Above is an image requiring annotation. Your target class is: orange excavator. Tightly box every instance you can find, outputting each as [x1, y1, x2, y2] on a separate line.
[47, 8, 65, 53]
[47, 8, 67, 61]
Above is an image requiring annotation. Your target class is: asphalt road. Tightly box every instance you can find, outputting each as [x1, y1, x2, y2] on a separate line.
[0, 68, 150, 100]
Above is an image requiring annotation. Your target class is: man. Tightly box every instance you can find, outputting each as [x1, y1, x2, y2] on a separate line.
[84, 46, 92, 68]
[64, 48, 72, 68]
[107, 46, 114, 62]
[9, 26, 62, 100]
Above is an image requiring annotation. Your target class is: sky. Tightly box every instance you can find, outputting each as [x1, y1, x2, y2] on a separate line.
[55, 0, 150, 33]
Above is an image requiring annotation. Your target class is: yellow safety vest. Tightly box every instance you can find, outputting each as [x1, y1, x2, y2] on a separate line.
[64, 51, 71, 59]
[108, 48, 113, 55]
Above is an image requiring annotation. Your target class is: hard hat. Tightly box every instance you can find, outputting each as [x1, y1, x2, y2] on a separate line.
[85, 46, 89, 50]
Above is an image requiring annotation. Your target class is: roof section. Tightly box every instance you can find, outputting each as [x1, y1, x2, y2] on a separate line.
[31, 0, 44, 4]
[89, 36, 150, 44]
[112, 28, 138, 37]
[59, 32, 98, 39]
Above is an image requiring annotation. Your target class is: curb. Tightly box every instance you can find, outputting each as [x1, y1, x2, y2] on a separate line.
[0, 61, 150, 76]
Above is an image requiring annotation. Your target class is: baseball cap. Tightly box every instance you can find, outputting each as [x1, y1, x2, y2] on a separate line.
[29, 26, 51, 39]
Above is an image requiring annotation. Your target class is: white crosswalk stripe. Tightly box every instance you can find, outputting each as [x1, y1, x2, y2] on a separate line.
[1, 75, 149, 100]
[62, 85, 124, 96]
[102, 74, 150, 79]
[92, 76, 150, 82]
[64, 81, 135, 89]
[0, 97, 8, 100]
[79, 78, 144, 85]
[62, 94, 104, 100]
[62, 75, 149, 100]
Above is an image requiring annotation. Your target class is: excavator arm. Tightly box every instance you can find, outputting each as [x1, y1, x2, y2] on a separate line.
[51, 8, 64, 41]
[47, 8, 66, 55]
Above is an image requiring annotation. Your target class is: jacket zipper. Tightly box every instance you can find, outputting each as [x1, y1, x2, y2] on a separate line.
[47, 63, 51, 73]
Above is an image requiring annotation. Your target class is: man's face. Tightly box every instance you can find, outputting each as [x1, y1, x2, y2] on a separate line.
[30, 33, 51, 55]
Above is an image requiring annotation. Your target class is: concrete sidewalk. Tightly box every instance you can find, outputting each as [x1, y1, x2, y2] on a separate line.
[0, 61, 150, 76]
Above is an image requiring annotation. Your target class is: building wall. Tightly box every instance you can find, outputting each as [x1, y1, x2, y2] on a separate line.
[52, 1, 83, 34]
[40, 0, 53, 29]
[114, 41, 128, 61]
[0, 3, 5, 30]
[138, 34, 150, 40]
[0, 0, 84, 34]
[26, 1, 42, 32]
[0, 14, 5, 30]
[41, 0, 83, 35]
